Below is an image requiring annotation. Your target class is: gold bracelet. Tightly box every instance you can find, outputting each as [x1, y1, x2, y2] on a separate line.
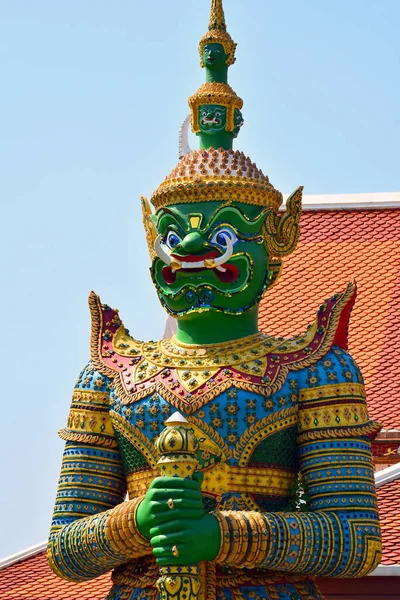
[241, 511, 259, 567]
[105, 497, 151, 557]
[253, 513, 269, 566]
[210, 511, 230, 564]
[234, 511, 250, 565]
[225, 511, 241, 565]
[131, 497, 151, 548]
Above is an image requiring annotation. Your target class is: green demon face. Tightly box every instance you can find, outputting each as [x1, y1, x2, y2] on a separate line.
[198, 105, 227, 133]
[197, 107, 243, 138]
[233, 109, 244, 138]
[150, 202, 272, 317]
[202, 43, 229, 69]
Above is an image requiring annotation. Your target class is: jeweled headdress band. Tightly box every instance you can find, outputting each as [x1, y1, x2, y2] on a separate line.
[150, 150, 282, 211]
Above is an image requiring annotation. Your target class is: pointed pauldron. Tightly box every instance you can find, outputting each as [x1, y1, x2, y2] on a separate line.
[89, 281, 357, 414]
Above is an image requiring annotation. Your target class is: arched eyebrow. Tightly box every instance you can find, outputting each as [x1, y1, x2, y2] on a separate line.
[154, 208, 187, 236]
[201, 205, 271, 234]
[154, 204, 272, 236]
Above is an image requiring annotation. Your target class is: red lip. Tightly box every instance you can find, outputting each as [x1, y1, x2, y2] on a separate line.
[162, 251, 240, 286]
[170, 251, 218, 263]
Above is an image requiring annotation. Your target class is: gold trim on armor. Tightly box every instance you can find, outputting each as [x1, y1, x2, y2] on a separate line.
[65, 406, 115, 437]
[234, 407, 298, 462]
[188, 415, 232, 462]
[72, 389, 110, 405]
[126, 462, 295, 499]
[299, 382, 366, 403]
[297, 421, 381, 443]
[111, 411, 158, 468]
[59, 388, 115, 444]
[58, 429, 118, 448]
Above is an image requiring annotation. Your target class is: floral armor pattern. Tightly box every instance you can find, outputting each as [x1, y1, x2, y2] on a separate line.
[48, 281, 382, 600]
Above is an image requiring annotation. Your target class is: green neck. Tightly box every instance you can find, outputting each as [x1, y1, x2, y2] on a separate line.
[198, 131, 233, 150]
[175, 307, 259, 345]
[205, 65, 228, 84]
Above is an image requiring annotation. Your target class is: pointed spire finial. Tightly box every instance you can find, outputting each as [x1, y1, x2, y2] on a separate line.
[209, 0, 227, 31]
[199, 0, 237, 68]
[191, 0, 242, 150]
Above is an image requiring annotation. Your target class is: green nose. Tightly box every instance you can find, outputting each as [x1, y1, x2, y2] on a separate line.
[180, 232, 206, 254]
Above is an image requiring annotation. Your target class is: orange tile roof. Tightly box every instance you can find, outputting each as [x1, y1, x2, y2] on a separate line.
[377, 478, 400, 565]
[0, 551, 111, 600]
[259, 209, 400, 429]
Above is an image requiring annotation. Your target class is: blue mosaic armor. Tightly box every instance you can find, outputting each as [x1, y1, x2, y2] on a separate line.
[48, 288, 382, 600]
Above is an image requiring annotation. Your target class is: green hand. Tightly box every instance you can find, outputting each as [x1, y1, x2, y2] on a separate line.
[150, 512, 221, 566]
[136, 474, 206, 540]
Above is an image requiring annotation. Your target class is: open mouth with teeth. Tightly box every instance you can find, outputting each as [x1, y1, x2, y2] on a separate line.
[161, 251, 240, 285]
[201, 117, 221, 125]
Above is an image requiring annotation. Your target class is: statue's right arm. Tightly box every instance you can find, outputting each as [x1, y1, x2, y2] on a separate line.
[47, 362, 151, 582]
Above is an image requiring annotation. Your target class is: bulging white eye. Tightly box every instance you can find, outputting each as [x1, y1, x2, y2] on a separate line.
[164, 231, 182, 250]
[201, 110, 207, 117]
[215, 111, 221, 117]
[210, 228, 238, 248]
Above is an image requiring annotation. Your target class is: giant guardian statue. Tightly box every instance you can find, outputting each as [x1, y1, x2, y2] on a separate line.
[48, 2, 382, 599]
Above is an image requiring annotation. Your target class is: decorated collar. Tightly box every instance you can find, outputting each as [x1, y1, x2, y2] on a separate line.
[89, 281, 356, 414]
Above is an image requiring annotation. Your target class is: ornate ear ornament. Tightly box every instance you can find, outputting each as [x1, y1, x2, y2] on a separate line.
[141, 196, 157, 261]
[262, 186, 303, 257]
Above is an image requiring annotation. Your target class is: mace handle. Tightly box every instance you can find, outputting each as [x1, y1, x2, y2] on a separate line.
[155, 412, 202, 600]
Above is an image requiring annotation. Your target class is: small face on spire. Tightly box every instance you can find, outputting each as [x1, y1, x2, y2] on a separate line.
[202, 43, 229, 70]
[199, 0, 237, 70]
[199, 105, 227, 134]
[196, 105, 244, 146]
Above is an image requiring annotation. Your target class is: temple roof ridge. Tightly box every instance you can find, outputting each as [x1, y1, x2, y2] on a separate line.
[0, 541, 47, 569]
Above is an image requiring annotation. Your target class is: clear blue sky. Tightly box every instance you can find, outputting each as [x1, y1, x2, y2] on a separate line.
[0, 0, 399, 559]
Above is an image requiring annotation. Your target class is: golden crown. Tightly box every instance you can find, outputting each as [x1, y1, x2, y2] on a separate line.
[189, 82, 243, 133]
[150, 149, 283, 211]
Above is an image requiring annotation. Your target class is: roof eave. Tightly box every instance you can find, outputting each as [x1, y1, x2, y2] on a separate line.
[375, 462, 400, 488]
[369, 564, 400, 576]
[281, 191, 400, 211]
[0, 541, 47, 570]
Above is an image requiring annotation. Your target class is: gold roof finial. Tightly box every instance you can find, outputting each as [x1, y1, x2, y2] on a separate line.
[199, 0, 237, 67]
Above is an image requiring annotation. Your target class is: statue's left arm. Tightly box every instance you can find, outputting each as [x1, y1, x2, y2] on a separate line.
[211, 348, 382, 577]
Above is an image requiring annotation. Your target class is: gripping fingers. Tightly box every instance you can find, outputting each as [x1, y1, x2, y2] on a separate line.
[149, 507, 205, 528]
[152, 497, 204, 511]
[153, 548, 189, 566]
[149, 477, 201, 491]
[149, 509, 204, 537]
[151, 527, 185, 548]
[150, 497, 204, 515]
[149, 488, 203, 503]
[152, 538, 189, 566]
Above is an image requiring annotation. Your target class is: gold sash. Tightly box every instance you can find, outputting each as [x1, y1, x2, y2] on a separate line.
[127, 462, 295, 499]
